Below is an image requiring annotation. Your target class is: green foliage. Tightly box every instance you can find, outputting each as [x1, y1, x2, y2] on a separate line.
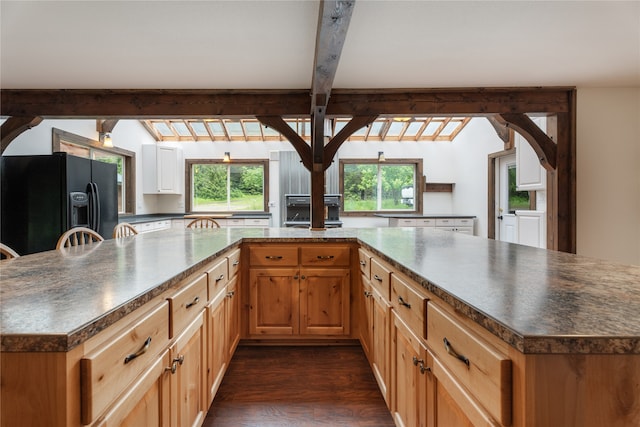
[343, 163, 415, 211]
[193, 164, 264, 210]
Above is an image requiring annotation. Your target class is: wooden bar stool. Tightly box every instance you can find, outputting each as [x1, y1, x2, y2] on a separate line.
[56, 227, 104, 249]
[186, 217, 220, 229]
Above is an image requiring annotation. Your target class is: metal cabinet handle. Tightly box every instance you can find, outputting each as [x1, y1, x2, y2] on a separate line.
[398, 296, 412, 309]
[227, 291, 235, 298]
[185, 296, 200, 309]
[215, 274, 225, 282]
[317, 255, 334, 260]
[373, 274, 383, 282]
[412, 356, 430, 374]
[124, 336, 152, 364]
[265, 255, 283, 260]
[363, 291, 372, 298]
[166, 354, 185, 374]
[359, 260, 367, 266]
[443, 337, 470, 367]
[232, 260, 240, 266]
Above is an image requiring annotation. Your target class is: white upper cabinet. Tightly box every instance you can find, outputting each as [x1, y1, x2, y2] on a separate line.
[143, 145, 183, 194]
[516, 117, 547, 191]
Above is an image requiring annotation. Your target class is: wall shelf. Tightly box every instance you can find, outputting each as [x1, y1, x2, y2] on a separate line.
[424, 183, 454, 193]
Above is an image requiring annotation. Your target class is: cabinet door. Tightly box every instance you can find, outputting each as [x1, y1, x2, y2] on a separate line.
[171, 312, 207, 427]
[359, 276, 373, 359]
[371, 284, 391, 407]
[249, 268, 299, 335]
[226, 276, 240, 361]
[94, 350, 171, 427]
[392, 312, 427, 427]
[299, 268, 350, 335]
[207, 289, 227, 405]
[427, 350, 500, 427]
[157, 146, 178, 193]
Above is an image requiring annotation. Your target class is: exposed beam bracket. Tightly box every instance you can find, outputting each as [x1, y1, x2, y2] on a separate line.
[256, 116, 312, 171]
[0, 116, 43, 155]
[496, 113, 557, 170]
[97, 119, 119, 134]
[323, 115, 377, 170]
[486, 115, 512, 149]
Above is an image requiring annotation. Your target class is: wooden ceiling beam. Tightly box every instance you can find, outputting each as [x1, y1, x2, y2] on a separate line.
[323, 115, 377, 170]
[0, 87, 574, 118]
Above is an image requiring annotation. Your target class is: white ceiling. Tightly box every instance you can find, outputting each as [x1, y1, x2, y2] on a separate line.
[1, 0, 639, 90]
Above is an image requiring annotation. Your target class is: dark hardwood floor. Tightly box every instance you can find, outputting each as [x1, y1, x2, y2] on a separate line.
[204, 345, 395, 427]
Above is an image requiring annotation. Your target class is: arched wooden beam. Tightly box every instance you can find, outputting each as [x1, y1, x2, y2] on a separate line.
[496, 113, 557, 171]
[0, 116, 43, 154]
[256, 116, 312, 171]
[486, 115, 512, 149]
[323, 115, 378, 170]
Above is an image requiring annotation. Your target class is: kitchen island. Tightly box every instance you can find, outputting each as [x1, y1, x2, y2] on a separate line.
[1, 227, 639, 426]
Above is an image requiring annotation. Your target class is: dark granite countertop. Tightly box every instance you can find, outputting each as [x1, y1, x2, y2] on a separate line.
[1, 228, 639, 354]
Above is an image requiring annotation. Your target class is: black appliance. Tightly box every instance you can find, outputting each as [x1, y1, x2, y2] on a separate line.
[284, 194, 342, 227]
[1, 152, 118, 255]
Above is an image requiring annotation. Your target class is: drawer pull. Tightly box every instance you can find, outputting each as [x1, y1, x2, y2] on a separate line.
[359, 260, 367, 266]
[123, 336, 152, 364]
[443, 337, 470, 367]
[227, 291, 235, 298]
[398, 296, 412, 309]
[373, 274, 383, 282]
[215, 274, 225, 282]
[185, 296, 200, 309]
[265, 255, 283, 260]
[317, 255, 334, 260]
[232, 260, 240, 266]
[363, 291, 372, 298]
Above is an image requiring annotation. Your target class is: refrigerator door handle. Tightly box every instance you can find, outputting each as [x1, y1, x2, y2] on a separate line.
[93, 182, 101, 234]
[87, 182, 100, 232]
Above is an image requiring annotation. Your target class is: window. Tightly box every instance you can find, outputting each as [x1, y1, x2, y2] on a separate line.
[340, 159, 422, 214]
[53, 128, 135, 214]
[507, 165, 531, 213]
[186, 159, 268, 212]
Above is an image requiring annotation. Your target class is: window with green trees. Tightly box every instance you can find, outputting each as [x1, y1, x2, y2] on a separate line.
[189, 160, 267, 212]
[341, 160, 420, 213]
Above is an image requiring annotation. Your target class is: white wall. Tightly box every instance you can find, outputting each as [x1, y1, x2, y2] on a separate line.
[450, 118, 505, 238]
[576, 88, 640, 265]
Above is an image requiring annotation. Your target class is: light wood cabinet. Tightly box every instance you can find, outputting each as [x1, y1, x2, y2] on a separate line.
[392, 311, 428, 427]
[247, 244, 351, 338]
[370, 282, 392, 406]
[205, 248, 241, 405]
[170, 312, 207, 427]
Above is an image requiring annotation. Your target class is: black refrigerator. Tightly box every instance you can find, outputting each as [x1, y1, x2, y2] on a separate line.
[1, 152, 118, 255]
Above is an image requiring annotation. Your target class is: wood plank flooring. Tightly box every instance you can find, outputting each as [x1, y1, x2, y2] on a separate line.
[204, 345, 395, 427]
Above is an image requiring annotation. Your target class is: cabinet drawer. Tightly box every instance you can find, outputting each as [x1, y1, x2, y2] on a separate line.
[390, 274, 427, 339]
[80, 301, 170, 424]
[207, 258, 228, 300]
[249, 245, 299, 266]
[435, 218, 454, 227]
[227, 218, 245, 227]
[300, 245, 350, 267]
[396, 218, 417, 227]
[416, 218, 436, 227]
[168, 273, 208, 338]
[245, 218, 270, 227]
[358, 248, 371, 280]
[455, 218, 474, 227]
[228, 248, 241, 279]
[427, 302, 511, 426]
[370, 258, 391, 301]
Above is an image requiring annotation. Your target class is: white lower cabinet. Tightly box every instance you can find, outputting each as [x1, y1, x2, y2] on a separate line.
[388, 217, 475, 235]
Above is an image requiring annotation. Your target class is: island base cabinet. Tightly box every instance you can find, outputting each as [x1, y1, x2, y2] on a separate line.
[170, 312, 207, 427]
[249, 268, 299, 335]
[371, 283, 391, 407]
[426, 350, 500, 427]
[299, 268, 350, 336]
[391, 312, 427, 427]
[93, 350, 172, 427]
[207, 288, 228, 405]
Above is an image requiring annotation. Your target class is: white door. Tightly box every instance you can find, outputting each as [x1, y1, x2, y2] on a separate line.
[496, 155, 519, 243]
